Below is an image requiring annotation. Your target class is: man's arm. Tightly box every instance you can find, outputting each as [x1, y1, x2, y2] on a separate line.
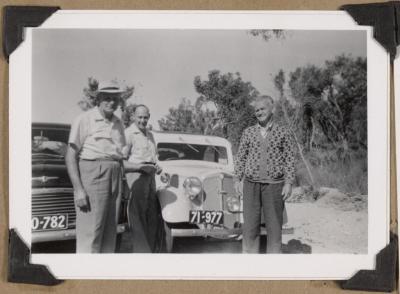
[281, 127, 296, 200]
[123, 161, 156, 174]
[233, 129, 250, 194]
[234, 129, 250, 181]
[65, 144, 90, 212]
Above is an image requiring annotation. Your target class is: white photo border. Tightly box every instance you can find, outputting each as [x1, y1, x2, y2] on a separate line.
[395, 46, 400, 285]
[9, 11, 390, 279]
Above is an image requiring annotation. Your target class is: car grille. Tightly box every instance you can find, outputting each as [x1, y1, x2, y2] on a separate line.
[32, 188, 76, 229]
[201, 173, 239, 228]
[202, 174, 235, 211]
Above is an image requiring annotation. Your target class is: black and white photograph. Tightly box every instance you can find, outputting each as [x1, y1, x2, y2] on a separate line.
[9, 11, 389, 279]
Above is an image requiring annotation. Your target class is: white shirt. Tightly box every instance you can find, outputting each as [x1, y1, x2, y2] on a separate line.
[123, 123, 157, 164]
[68, 107, 126, 160]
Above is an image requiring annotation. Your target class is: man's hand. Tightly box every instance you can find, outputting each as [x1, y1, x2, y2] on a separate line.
[74, 188, 90, 212]
[234, 179, 242, 196]
[155, 163, 163, 175]
[139, 164, 157, 175]
[281, 183, 292, 201]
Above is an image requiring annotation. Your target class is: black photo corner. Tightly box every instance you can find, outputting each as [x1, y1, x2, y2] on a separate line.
[3, 2, 399, 291]
[8, 229, 62, 285]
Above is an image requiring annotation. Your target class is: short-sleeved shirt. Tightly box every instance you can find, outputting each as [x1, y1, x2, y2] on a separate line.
[124, 123, 157, 164]
[68, 107, 126, 160]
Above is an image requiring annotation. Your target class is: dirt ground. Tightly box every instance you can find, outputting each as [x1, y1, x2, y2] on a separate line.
[117, 186, 368, 254]
[32, 186, 367, 254]
[283, 187, 368, 254]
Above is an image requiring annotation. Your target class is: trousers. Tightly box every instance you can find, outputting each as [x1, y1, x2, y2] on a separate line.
[76, 160, 122, 253]
[242, 179, 284, 254]
[126, 171, 159, 253]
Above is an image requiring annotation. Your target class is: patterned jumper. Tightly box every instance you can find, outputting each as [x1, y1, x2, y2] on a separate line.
[234, 122, 296, 184]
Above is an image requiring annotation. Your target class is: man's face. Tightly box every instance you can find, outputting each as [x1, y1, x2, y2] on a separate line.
[98, 93, 120, 115]
[132, 106, 150, 131]
[254, 99, 274, 124]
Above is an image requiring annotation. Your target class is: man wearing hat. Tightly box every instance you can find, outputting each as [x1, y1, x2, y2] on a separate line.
[66, 80, 126, 253]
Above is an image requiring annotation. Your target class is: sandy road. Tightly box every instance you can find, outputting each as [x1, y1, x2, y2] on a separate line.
[32, 198, 367, 254]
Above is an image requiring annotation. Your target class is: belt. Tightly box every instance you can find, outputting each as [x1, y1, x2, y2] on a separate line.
[80, 158, 122, 163]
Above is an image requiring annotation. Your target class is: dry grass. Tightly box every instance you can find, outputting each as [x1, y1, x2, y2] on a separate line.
[295, 149, 367, 195]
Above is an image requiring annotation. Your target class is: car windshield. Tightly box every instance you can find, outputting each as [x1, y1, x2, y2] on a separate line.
[32, 126, 70, 158]
[157, 142, 228, 164]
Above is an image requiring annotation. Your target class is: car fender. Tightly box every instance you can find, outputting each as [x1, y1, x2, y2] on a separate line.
[157, 186, 202, 223]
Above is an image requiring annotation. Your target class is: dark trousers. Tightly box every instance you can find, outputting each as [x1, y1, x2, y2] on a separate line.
[242, 180, 284, 254]
[126, 172, 158, 253]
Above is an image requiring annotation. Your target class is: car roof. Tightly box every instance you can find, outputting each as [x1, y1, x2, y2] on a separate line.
[31, 123, 231, 147]
[32, 122, 71, 130]
[152, 131, 231, 147]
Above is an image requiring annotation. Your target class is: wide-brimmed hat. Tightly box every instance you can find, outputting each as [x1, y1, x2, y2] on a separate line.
[89, 80, 125, 98]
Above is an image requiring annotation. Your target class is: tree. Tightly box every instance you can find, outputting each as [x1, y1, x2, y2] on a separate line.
[274, 70, 316, 187]
[158, 98, 220, 135]
[248, 30, 285, 41]
[194, 70, 259, 151]
[286, 55, 367, 154]
[77, 77, 134, 112]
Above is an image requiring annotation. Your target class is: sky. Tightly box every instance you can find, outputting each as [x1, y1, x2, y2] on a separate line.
[32, 29, 366, 130]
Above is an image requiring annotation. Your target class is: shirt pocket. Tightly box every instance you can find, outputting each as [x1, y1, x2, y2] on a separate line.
[92, 127, 113, 141]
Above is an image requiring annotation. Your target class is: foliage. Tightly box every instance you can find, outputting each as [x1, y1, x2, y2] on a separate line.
[78, 77, 134, 112]
[286, 55, 367, 153]
[274, 55, 367, 193]
[158, 98, 221, 135]
[248, 30, 285, 41]
[193, 70, 259, 151]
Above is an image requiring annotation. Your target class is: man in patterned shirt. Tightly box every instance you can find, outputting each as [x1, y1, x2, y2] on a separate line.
[234, 95, 296, 253]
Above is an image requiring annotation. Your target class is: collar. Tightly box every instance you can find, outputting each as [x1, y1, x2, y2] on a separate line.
[129, 123, 149, 136]
[257, 120, 274, 132]
[93, 106, 117, 122]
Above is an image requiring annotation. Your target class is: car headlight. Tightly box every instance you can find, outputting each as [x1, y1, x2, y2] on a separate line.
[160, 172, 171, 185]
[226, 195, 241, 212]
[183, 177, 202, 199]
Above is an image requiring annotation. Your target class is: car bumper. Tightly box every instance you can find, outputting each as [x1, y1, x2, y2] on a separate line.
[170, 226, 294, 238]
[171, 227, 242, 238]
[32, 223, 128, 243]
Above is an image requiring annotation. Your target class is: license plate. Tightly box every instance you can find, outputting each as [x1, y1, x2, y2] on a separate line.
[189, 210, 224, 225]
[32, 214, 68, 231]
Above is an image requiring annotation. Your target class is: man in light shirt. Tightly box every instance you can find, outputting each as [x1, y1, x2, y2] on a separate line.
[66, 81, 126, 253]
[123, 104, 162, 252]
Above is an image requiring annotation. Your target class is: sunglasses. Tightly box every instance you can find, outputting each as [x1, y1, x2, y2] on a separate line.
[98, 95, 120, 102]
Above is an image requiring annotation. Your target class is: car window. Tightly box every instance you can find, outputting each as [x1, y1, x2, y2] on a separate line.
[157, 143, 228, 164]
[32, 127, 70, 157]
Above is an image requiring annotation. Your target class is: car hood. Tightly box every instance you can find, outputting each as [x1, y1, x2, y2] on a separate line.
[32, 160, 72, 188]
[158, 160, 234, 178]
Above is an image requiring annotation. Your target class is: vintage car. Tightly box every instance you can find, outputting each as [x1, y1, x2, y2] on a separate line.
[153, 131, 292, 253]
[152, 132, 242, 252]
[31, 122, 128, 249]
